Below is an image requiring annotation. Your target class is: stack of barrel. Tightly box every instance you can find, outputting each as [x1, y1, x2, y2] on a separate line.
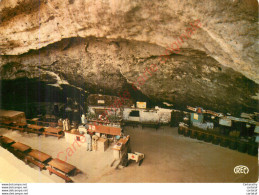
[178, 125, 258, 156]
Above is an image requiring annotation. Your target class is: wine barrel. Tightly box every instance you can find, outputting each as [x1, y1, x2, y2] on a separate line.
[178, 127, 184, 135]
[197, 132, 204, 140]
[183, 128, 190, 137]
[204, 133, 213, 143]
[220, 137, 229, 147]
[190, 130, 197, 139]
[247, 143, 258, 156]
[229, 139, 238, 150]
[237, 141, 248, 153]
[212, 135, 221, 145]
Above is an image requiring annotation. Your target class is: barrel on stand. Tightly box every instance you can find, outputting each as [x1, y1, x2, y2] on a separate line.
[247, 143, 258, 156]
[197, 131, 204, 140]
[237, 141, 248, 153]
[190, 129, 197, 139]
[212, 135, 221, 145]
[220, 137, 229, 147]
[204, 133, 213, 142]
[178, 127, 184, 135]
[183, 128, 190, 137]
[229, 139, 238, 150]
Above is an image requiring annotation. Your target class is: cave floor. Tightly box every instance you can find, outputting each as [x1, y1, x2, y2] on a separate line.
[0, 126, 258, 183]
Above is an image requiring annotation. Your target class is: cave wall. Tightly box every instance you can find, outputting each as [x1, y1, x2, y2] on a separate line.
[0, 0, 258, 115]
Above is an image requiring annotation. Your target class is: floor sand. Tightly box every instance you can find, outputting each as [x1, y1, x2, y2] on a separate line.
[0, 126, 258, 183]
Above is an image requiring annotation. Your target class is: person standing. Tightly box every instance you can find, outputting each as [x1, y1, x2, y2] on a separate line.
[86, 132, 92, 151]
[81, 114, 87, 125]
[62, 119, 66, 131]
[66, 118, 70, 130]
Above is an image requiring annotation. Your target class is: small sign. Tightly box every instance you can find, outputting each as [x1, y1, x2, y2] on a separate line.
[136, 102, 146, 109]
[219, 118, 232, 127]
[193, 113, 199, 120]
[98, 100, 105, 104]
[234, 165, 249, 174]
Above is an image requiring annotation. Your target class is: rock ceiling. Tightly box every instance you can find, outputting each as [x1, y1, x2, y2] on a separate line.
[0, 0, 258, 114]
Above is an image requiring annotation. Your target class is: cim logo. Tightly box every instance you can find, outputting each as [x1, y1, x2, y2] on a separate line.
[234, 165, 249, 174]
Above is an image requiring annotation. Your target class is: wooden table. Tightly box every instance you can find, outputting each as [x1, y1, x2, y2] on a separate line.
[25, 149, 52, 171]
[28, 149, 52, 163]
[88, 124, 121, 136]
[27, 124, 44, 135]
[0, 136, 15, 145]
[1, 121, 12, 125]
[11, 142, 31, 153]
[44, 127, 63, 139]
[48, 158, 76, 175]
[10, 122, 27, 131]
[27, 124, 44, 130]
[112, 136, 130, 151]
[0, 121, 13, 128]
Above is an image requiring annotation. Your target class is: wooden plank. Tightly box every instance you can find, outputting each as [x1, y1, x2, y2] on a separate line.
[28, 149, 51, 163]
[48, 158, 76, 174]
[11, 142, 31, 153]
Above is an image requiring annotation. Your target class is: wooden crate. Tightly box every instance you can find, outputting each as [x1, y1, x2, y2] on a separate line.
[97, 138, 108, 152]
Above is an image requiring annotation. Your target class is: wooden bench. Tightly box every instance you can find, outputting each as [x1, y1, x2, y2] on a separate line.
[25, 156, 45, 171]
[25, 128, 44, 135]
[10, 126, 26, 132]
[47, 167, 73, 183]
[44, 127, 64, 139]
[44, 132, 64, 139]
[8, 148, 27, 160]
[141, 122, 160, 130]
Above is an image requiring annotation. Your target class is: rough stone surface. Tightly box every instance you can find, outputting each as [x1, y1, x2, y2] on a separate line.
[0, 0, 258, 114]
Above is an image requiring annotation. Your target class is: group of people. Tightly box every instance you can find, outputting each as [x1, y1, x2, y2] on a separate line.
[62, 118, 71, 131]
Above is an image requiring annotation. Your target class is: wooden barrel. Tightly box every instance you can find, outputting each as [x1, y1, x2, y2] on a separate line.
[247, 143, 258, 156]
[190, 130, 197, 139]
[197, 132, 204, 140]
[220, 137, 229, 147]
[204, 133, 213, 142]
[212, 135, 221, 145]
[237, 141, 248, 153]
[178, 127, 184, 135]
[183, 128, 190, 137]
[228, 139, 238, 150]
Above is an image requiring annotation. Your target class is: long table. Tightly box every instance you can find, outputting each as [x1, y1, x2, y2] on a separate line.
[27, 149, 52, 163]
[48, 158, 76, 175]
[88, 124, 121, 136]
[0, 136, 15, 146]
[26, 149, 52, 171]
[11, 142, 31, 153]
[27, 124, 45, 135]
[44, 127, 63, 139]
